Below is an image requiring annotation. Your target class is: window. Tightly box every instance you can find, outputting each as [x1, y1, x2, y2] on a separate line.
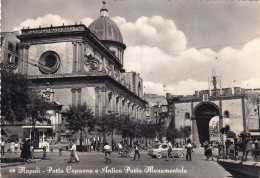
[15, 44, 19, 53]
[224, 110, 230, 118]
[38, 51, 60, 74]
[185, 112, 190, 119]
[8, 43, 14, 51]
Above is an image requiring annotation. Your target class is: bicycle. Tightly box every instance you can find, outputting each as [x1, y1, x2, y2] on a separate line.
[105, 154, 111, 164]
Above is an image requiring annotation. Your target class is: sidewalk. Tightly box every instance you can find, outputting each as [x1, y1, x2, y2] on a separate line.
[209, 147, 260, 178]
[0, 152, 42, 168]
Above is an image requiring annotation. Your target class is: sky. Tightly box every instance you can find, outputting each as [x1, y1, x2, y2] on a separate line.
[1, 0, 260, 96]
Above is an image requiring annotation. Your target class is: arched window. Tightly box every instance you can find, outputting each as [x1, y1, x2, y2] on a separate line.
[8, 43, 14, 51]
[224, 110, 230, 118]
[185, 112, 190, 119]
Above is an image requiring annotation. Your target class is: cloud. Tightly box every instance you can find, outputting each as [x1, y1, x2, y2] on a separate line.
[81, 18, 94, 27]
[112, 16, 187, 51]
[120, 15, 260, 95]
[11, 14, 260, 96]
[12, 14, 73, 32]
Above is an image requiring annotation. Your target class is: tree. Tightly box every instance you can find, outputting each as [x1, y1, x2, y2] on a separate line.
[141, 123, 157, 146]
[62, 102, 94, 148]
[95, 113, 121, 148]
[1, 68, 30, 123]
[118, 116, 136, 147]
[27, 90, 55, 148]
[166, 118, 176, 144]
[181, 126, 191, 143]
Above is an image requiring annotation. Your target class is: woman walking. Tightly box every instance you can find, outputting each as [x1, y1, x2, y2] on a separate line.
[68, 140, 79, 163]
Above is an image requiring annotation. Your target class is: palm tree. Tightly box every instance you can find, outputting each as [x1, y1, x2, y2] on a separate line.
[62, 102, 94, 148]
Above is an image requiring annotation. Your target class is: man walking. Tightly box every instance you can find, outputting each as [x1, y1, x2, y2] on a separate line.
[166, 141, 176, 161]
[185, 139, 193, 161]
[1, 138, 5, 155]
[133, 144, 140, 161]
[41, 139, 49, 159]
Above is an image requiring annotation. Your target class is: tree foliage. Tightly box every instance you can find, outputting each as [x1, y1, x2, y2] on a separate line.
[62, 102, 94, 147]
[62, 103, 94, 133]
[1, 69, 30, 123]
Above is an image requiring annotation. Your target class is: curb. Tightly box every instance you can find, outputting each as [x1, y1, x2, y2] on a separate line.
[217, 159, 260, 178]
[1, 159, 42, 168]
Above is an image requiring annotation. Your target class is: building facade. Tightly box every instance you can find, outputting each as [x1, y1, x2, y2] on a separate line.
[2, 3, 147, 147]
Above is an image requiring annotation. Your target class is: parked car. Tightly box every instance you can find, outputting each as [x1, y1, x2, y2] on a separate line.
[148, 144, 185, 159]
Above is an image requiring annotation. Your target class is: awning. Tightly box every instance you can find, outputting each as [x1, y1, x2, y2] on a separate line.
[22, 125, 53, 129]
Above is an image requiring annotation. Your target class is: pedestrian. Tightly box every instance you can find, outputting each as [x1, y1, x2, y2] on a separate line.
[104, 142, 111, 157]
[185, 139, 193, 161]
[133, 144, 140, 161]
[228, 141, 235, 159]
[68, 140, 79, 163]
[97, 141, 101, 151]
[20, 139, 30, 162]
[103, 142, 111, 163]
[14, 141, 19, 154]
[9, 142, 15, 154]
[29, 140, 34, 160]
[243, 139, 252, 162]
[166, 141, 176, 161]
[205, 143, 214, 161]
[41, 139, 49, 159]
[58, 142, 63, 156]
[1, 138, 5, 155]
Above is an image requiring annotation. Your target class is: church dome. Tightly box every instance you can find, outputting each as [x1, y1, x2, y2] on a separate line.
[89, 17, 123, 43]
[88, 1, 125, 49]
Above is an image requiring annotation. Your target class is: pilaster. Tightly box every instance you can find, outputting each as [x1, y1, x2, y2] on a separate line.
[77, 40, 84, 72]
[72, 41, 77, 73]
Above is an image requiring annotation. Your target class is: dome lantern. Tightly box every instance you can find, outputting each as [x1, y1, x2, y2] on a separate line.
[88, 1, 126, 64]
[100, 1, 108, 17]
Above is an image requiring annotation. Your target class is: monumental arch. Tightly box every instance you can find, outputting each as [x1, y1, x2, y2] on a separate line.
[166, 87, 259, 146]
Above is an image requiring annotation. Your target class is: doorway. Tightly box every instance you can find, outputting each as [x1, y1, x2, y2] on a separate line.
[194, 102, 220, 145]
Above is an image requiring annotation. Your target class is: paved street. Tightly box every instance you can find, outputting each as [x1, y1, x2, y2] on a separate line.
[1, 148, 237, 178]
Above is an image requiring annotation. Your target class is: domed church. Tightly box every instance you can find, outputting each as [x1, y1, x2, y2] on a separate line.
[6, 2, 147, 147]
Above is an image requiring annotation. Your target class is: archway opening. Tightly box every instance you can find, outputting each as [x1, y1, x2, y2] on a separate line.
[195, 103, 220, 145]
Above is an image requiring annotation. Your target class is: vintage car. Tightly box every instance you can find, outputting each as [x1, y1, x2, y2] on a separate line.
[148, 144, 185, 158]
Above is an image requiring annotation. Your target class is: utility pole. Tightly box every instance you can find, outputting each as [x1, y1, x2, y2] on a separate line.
[256, 95, 260, 131]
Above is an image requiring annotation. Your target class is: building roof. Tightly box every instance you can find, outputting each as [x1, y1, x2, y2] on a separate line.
[88, 1, 124, 44]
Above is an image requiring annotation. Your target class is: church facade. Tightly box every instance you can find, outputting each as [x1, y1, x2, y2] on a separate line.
[2, 3, 147, 145]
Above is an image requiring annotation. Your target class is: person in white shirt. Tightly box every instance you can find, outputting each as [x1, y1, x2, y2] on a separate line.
[185, 139, 193, 161]
[1, 138, 5, 155]
[133, 144, 140, 161]
[104, 143, 111, 156]
[68, 140, 79, 163]
[41, 139, 48, 159]
[14, 141, 19, 154]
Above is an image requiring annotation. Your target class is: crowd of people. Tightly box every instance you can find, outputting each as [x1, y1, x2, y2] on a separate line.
[2, 134, 259, 165]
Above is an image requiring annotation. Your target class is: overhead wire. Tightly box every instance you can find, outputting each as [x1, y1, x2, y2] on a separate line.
[1, 35, 260, 93]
